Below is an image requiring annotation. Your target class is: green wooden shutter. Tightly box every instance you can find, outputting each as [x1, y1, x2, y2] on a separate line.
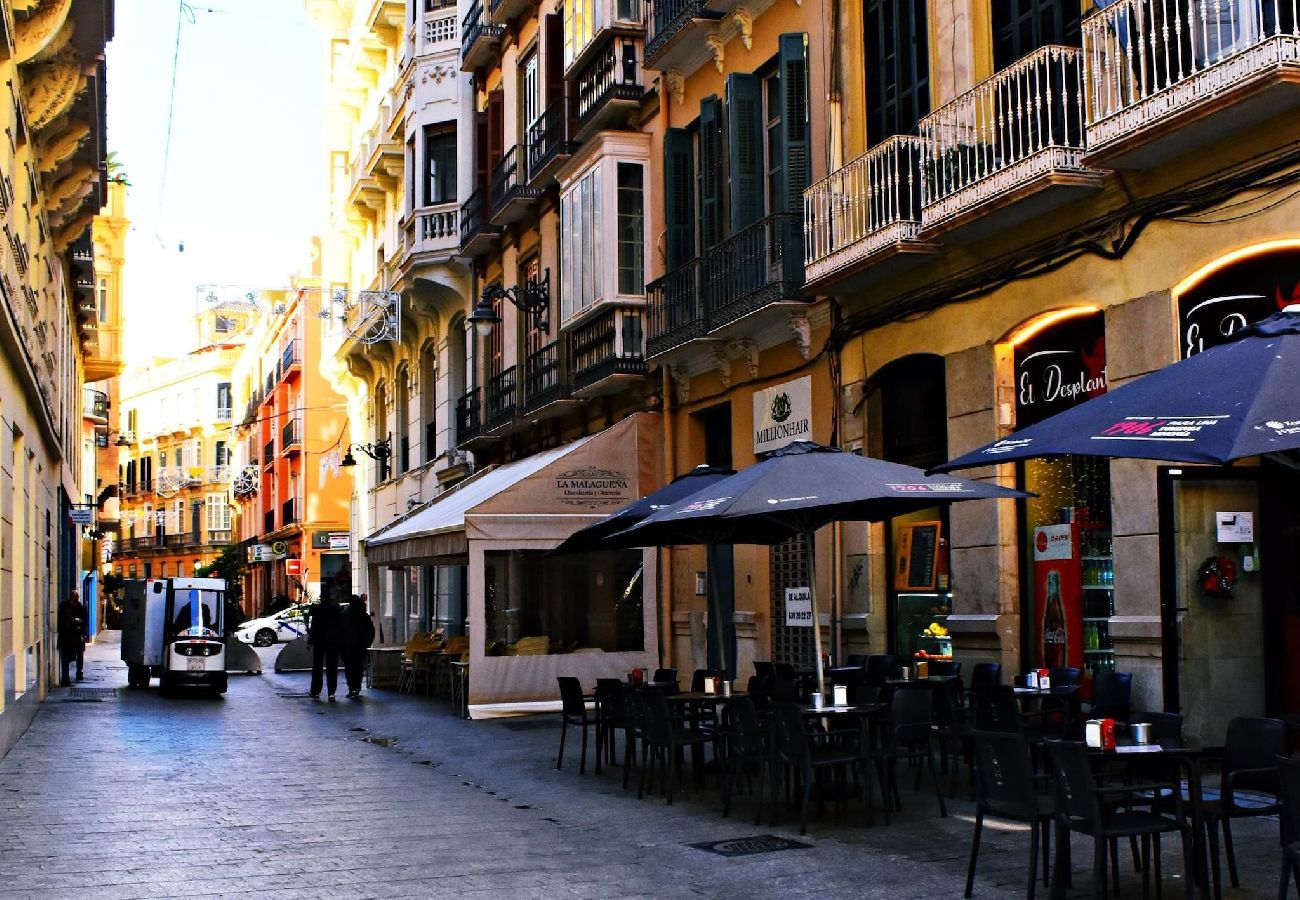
[726, 73, 764, 233]
[663, 128, 695, 271]
[777, 33, 809, 284]
[699, 95, 726, 249]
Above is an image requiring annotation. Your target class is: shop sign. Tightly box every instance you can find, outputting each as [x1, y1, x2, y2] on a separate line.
[1033, 524, 1073, 561]
[1014, 313, 1106, 428]
[69, 506, 95, 526]
[753, 376, 812, 455]
[311, 530, 351, 550]
[784, 587, 813, 627]
[1215, 512, 1254, 543]
[553, 467, 634, 509]
[286, 559, 304, 576]
[1178, 247, 1299, 358]
[248, 543, 274, 563]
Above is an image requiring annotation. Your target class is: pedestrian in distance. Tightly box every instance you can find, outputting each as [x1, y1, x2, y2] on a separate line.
[56, 590, 87, 686]
[305, 596, 341, 701]
[339, 594, 376, 699]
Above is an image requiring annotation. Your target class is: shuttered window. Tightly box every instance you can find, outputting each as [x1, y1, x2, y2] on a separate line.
[864, 0, 930, 147]
[776, 34, 809, 217]
[698, 95, 725, 250]
[726, 73, 764, 232]
[663, 128, 695, 270]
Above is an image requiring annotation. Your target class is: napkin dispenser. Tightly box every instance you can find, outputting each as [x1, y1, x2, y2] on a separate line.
[1085, 718, 1116, 750]
[703, 676, 715, 695]
[1026, 670, 1039, 689]
[833, 684, 848, 707]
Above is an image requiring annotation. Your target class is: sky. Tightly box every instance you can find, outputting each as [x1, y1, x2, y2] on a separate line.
[106, 0, 326, 358]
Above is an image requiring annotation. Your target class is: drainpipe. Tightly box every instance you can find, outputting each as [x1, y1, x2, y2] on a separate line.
[660, 364, 676, 668]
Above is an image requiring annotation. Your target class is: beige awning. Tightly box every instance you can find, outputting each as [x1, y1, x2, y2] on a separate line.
[363, 413, 660, 566]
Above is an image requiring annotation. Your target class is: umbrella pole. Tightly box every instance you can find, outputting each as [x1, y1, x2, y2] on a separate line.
[805, 531, 826, 699]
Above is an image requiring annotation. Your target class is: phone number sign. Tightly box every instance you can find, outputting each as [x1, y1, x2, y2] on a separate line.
[785, 587, 813, 628]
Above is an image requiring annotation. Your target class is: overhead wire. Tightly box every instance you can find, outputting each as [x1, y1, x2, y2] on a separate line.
[156, 0, 196, 237]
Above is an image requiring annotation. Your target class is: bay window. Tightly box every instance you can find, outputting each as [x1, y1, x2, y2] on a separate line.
[559, 152, 647, 324]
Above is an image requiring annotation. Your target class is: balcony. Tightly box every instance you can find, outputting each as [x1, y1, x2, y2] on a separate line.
[802, 135, 937, 293]
[459, 185, 502, 258]
[569, 306, 647, 397]
[572, 40, 643, 142]
[485, 366, 518, 429]
[264, 510, 275, 535]
[523, 340, 579, 418]
[644, 0, 723, 72]
[527, 97, 574, 185]
[917, 45, 1106, 237]
[204, 465, 230, 484]
[489, 146, 542, 225]
[279, 340, 301, 382]
[1083, 0, 1300, 168]
[208, 530, 233, 546]
[647, 213, 806, 358]
[420, 6, 458, 55]
[455, 387, 484, 447]
[83, 387, 108, 423]
[366, 0, 406, 43]
[165, 534, 187, 549]
[281, 420, 302, 455]
[489, 0, 531, 27]
[407, 203, 458, 260]
[461, 0, 504, 71]
[282, 499, 297, 528]
[263, 440, 276, 468]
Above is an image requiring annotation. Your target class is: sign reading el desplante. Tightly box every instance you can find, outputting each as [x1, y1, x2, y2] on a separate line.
[554, 467, 635, 509]
[753, 376, 812, 455]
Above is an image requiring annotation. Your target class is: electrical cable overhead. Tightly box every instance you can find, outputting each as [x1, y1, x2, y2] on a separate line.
[156, 0, 197, 234]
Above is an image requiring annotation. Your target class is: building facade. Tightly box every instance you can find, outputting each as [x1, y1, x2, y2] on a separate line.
[806, 0, 1300, 738]
[0, 0, 113, 755]
[112, 310, 245, 588]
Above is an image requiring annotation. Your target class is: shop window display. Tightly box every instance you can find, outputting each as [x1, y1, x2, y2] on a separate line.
[483, 549, 644, 654]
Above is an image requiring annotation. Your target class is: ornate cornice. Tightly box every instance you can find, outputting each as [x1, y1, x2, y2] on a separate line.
[22, 55, 87, 132]
[14, 0, 72, 65]
[36, 120, 89, 173]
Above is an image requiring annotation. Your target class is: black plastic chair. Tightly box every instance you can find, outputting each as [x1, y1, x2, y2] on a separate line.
[720, 696, 771, 825]
[884, 685, 947, 817]
[846, 653, 868, 668]
[556, 676, 595, 774]
[638, 687, 710, 804]
[966, 730, 1054, 900]
[621, 685, 648, 790]
[1129, 711, 1183, 744]
[651, 668, 678, 690]
[1088, 671, 1133, 722]
[771, 701, 870, 834]
[1047, 739, 1193, 899]
[928, 659, 963, 678]
[1202, 717, 1285, 899]
[865, 654, 896, 688]
[965, 662, 1003, 707]
[1279, 755, 1300, 900]
[593, 678, 625, 771]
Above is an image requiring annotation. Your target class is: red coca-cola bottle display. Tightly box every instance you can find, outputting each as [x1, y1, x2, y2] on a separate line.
[1042, 570, 1067, 668]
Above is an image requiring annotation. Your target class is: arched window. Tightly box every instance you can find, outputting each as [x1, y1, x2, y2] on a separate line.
[420, 341, 438, 464]
[395, 364, 411, 475]
[374, 382, 391, 482]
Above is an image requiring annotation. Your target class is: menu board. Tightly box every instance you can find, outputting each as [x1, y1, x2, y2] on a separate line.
[895, 522, 941, 591]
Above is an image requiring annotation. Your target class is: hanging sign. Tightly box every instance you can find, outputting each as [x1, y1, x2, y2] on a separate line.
[69, 506, 95, 526]
[784, 587, 813, 627]
[753, 376, 812, 454]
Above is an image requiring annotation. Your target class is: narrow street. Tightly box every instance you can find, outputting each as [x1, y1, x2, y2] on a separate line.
[0, 639, 1281, 899]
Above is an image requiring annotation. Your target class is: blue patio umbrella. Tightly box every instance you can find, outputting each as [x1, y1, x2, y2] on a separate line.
[547, 464, 734, 556]
[932, 306, 1300, 472]
[609, 441, 1028, 694]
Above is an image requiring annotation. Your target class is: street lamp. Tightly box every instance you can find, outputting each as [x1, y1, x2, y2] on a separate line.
[96, 427, 134, 447]
[340, 434, 393, 468]
[467, 269, 552, 337]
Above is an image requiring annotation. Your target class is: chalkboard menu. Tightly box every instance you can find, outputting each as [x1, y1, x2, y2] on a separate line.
[895, 522, 941, 591]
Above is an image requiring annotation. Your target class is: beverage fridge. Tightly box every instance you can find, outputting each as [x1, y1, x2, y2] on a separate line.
[1032, 522, 1116, 677]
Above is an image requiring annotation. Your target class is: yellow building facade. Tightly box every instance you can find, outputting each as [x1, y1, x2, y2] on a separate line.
[0, 0, 113, 754]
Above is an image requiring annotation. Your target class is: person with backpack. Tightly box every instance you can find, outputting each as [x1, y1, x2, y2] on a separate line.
[339, 594, 376, 699]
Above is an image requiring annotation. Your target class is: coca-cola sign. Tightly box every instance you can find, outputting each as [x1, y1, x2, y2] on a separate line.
[1178, 246, 1300, 358]
[1014, 311, 1107, 428]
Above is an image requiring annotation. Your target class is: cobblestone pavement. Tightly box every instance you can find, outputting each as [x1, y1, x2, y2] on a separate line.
[0, 636, 1281, 899]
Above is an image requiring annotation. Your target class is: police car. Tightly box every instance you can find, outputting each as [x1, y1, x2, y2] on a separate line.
[233, 605, 310, 647]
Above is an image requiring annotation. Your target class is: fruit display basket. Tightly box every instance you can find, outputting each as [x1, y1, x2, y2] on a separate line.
[915, 633, 953, 659]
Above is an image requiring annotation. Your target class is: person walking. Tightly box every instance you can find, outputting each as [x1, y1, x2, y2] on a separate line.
[56, 590, 87, 686]
[305, 596, 341, 701]
[339, 594, 376, 699]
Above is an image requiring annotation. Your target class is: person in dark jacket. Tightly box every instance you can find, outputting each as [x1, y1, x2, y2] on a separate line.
[57, 591, 87, 686]
[338, 594, 377, 699]
[305, 597, 342, 700]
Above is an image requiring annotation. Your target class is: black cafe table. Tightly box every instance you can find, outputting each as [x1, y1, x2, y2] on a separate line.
[1050, 738, 1209, 899]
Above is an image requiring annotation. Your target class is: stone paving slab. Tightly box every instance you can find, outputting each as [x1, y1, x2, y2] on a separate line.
[0, 636, 1282, 898]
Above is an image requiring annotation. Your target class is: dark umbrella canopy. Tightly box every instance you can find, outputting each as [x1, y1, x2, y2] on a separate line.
[548, 464, 734, 556]
[934, 307, 1300, 472]
[608, 441, 1027, 548]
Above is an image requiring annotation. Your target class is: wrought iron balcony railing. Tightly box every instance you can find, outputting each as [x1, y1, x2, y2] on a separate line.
[573, 40, 642, 133]
[569, 307, 646, 392]
[455, 387, 483, 445]
[646, 259, 704, 357]
[459, 184, 490, 246]
[263, 440, 276, 465]
[83, 387, 108, 421]
[523, 340, 567, 410]
[527, 97, 572, 182]
[644, 0, 720, 63]
[281, 499, 297, 527]
[486, 366, 518, 427]
[281, 420, 301, 449]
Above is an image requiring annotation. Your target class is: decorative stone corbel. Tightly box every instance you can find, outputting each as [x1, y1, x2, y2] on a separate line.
[669, 365, 690, 405]
[705, 34, 725, 73]
[788, 313, 812, 360]
[711, 344, 732, 388]
[729, 339, 759, 380]
[664, 70, 685, 107]
[733, 8, 753, 50]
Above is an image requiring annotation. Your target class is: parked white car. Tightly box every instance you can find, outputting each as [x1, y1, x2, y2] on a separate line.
[234, 606, 309, 647]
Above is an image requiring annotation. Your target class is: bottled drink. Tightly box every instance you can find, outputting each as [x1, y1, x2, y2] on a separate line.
[1042, 570, 1068, 668]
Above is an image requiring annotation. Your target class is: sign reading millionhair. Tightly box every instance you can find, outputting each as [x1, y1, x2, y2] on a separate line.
[753, 376, 812, 455]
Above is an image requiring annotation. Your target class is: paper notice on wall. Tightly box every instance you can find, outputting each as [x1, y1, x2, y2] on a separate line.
[1215, 511, 1254, 543]
[785, 587, 813, 627]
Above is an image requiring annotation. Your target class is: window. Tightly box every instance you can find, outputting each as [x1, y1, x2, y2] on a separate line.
[563, 0, 595, 68]
[214, 440, 228, 467]
[420, 343, 437, 465]
[97, 278, 108, 322]
[217, 382, 232, 418]
[522, 256, 546, 359]
[423, 128, 456, 205]
[560, 166, 602, 320]
[864, 0, 931, 146]
[205, 494, 231, 531]
[521, 49, 541, 141]
[616, 164, 644, 295]
[214, 315, 235, 333]
[993, 0, 1081, 68]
